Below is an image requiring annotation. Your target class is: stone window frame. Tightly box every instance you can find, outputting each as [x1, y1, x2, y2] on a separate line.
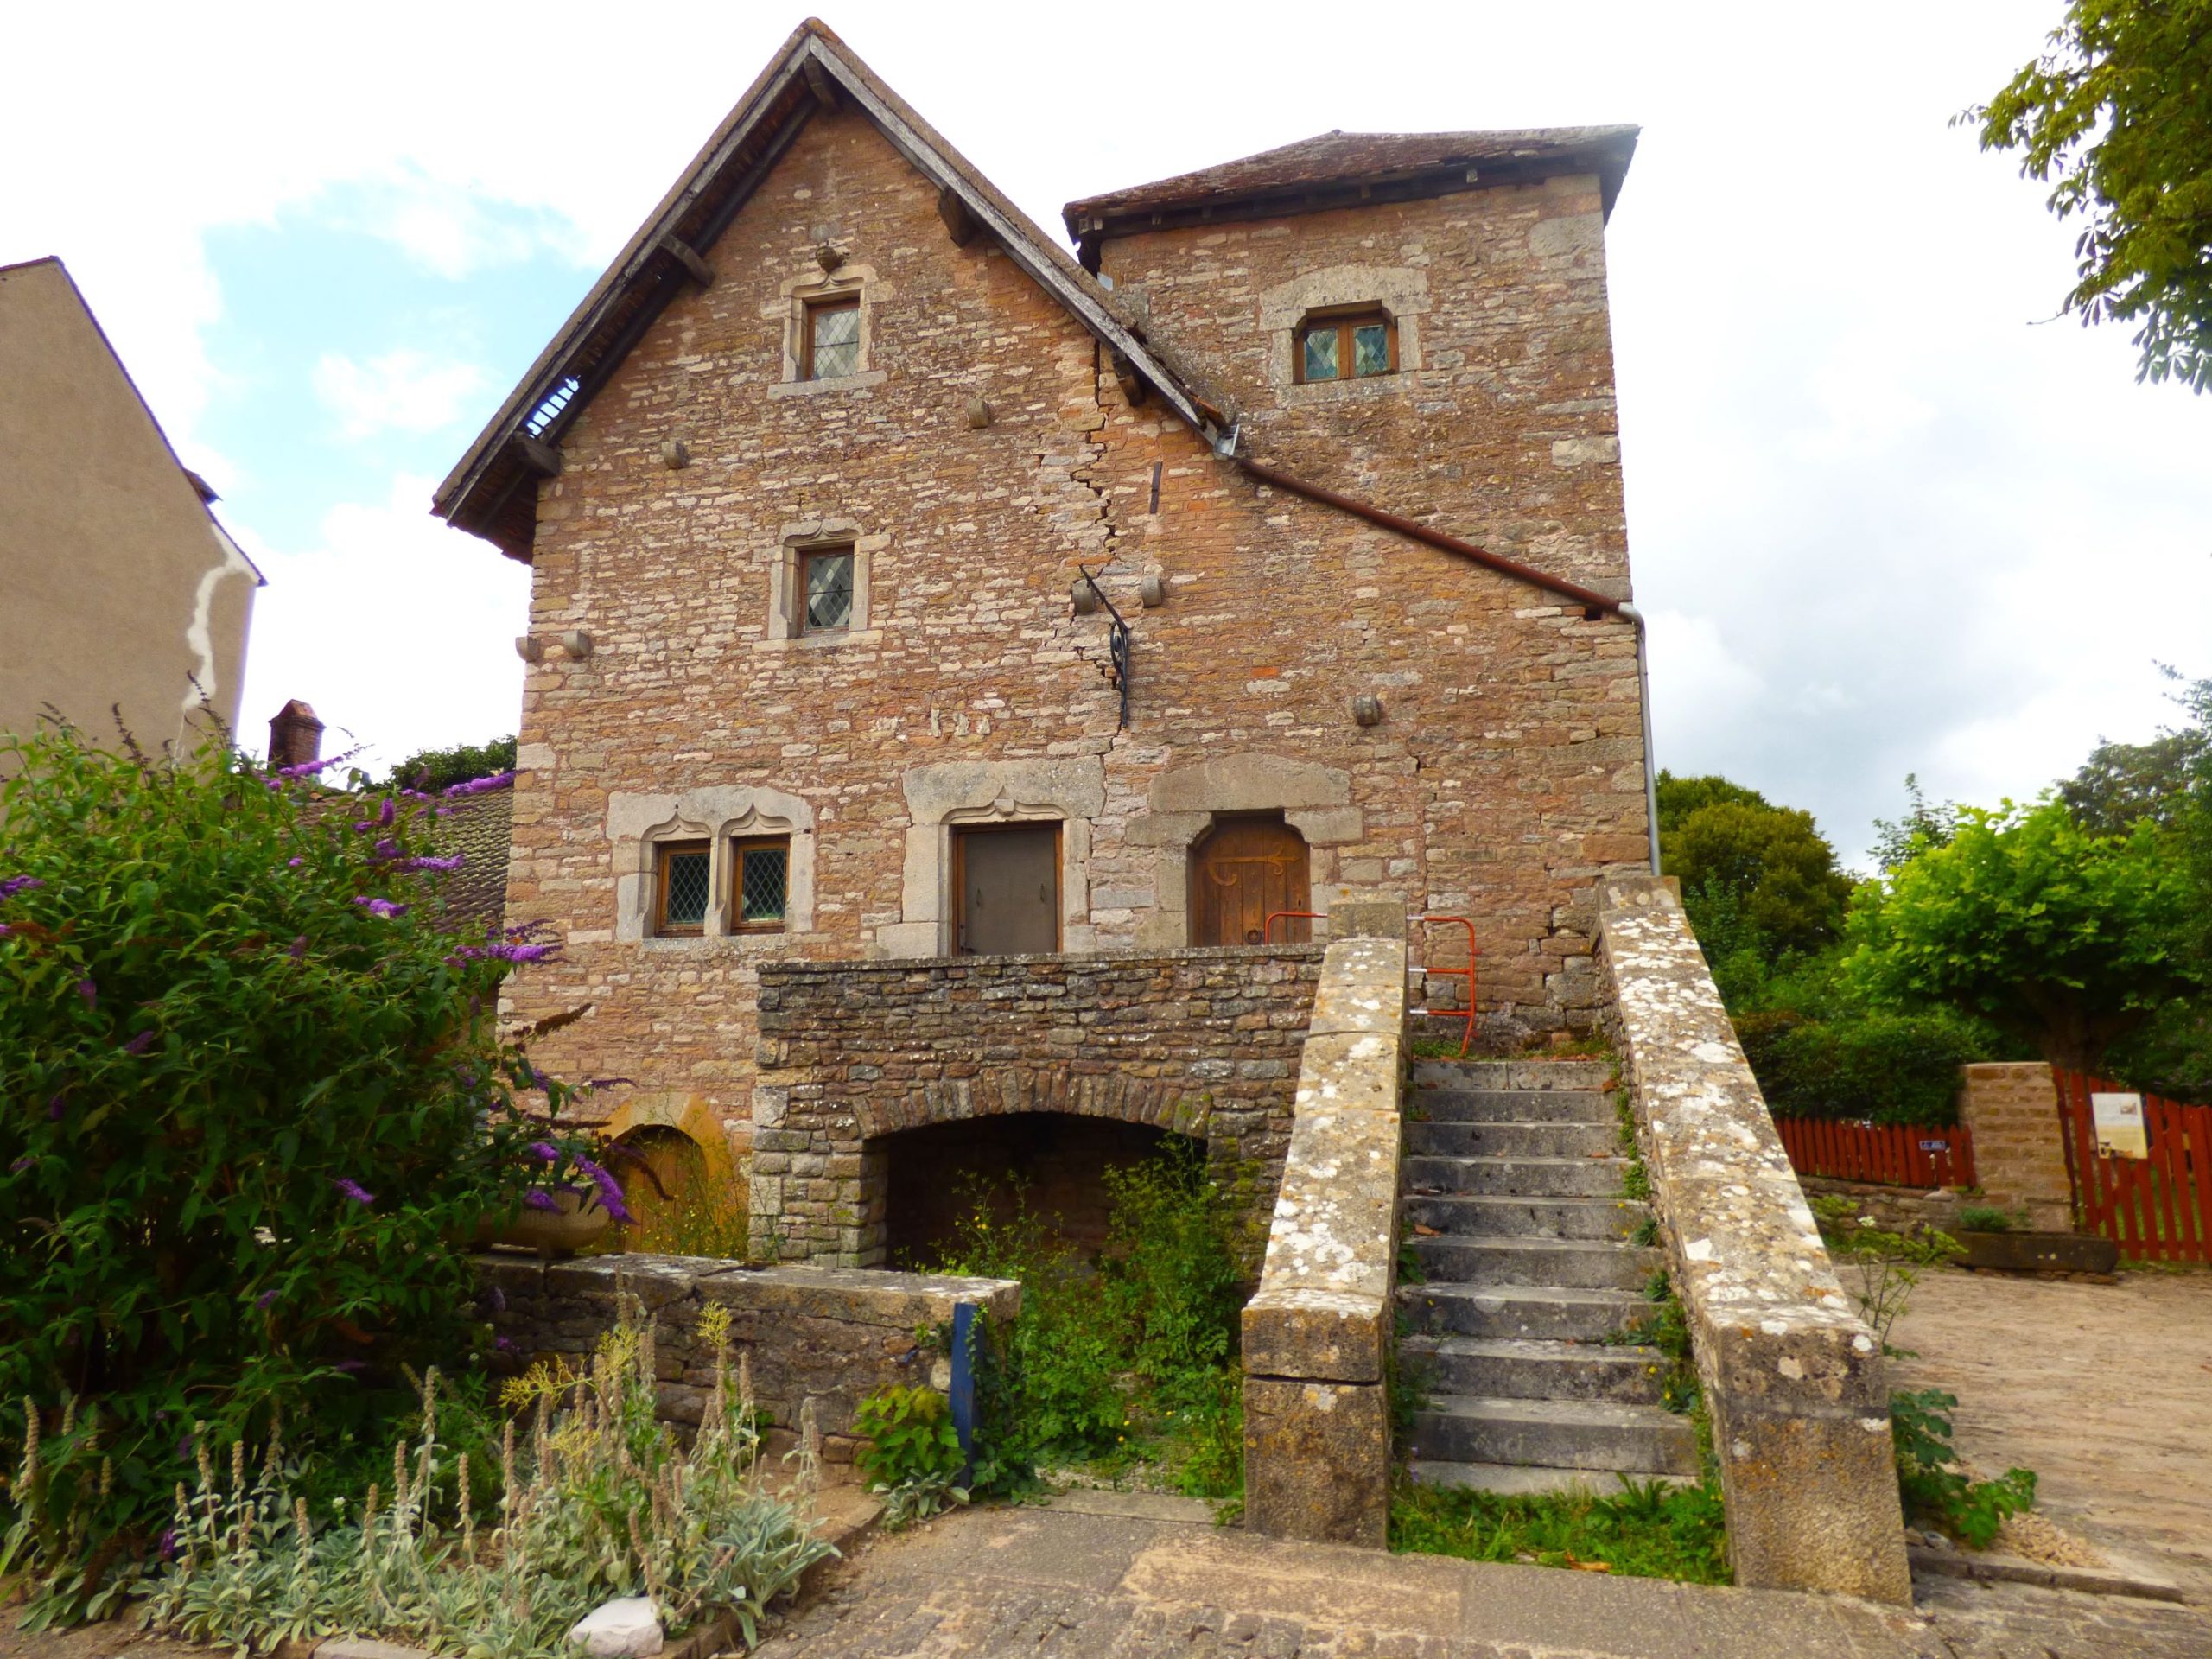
[878, 758, 1105, 960]
[766, 263, 889, 397]
[1293, 306, 1398, 385]
[610, 785, 817, 945]
[765, 519, 881, 648]
[1258, 265, 1430, 400]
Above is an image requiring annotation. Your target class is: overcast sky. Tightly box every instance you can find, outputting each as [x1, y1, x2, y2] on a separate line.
[7, 1, 2208, 869]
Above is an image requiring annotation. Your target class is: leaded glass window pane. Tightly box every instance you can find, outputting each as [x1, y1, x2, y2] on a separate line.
[809, 300, 860, 379]
[1301, 326, 1338, 382]
[738, 843, 788, 926]
[803, 549, 854, 632]
[1353, 323, 1390, 377]
[660, 846, 709, 931]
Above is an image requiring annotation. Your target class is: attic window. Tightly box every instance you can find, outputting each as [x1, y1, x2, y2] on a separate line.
[524, 375, 581, 438]
[804, 296, 861, 380]
[1295, 308, 1395, 384]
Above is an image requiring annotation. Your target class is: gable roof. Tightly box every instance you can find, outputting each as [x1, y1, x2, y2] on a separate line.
[1062, 126, 1637, 263]
[433, 19, 1225, 562]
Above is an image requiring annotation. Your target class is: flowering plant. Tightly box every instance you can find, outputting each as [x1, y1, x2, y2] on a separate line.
[0, 721, 601, 1621]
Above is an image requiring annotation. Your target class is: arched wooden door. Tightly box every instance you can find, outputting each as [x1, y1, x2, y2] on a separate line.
[1189, 817, 1310, 946]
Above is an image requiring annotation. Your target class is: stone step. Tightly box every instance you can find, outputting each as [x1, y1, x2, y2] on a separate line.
[1408, 1395, 1700, 1476]
[1405, 1119, 1618, 1160]
[1413, 1059, 1613, 1093]
[1408, 1234, 1660, 1291]
[1402, 1154, 1625, 1198]
[1401, 1334, 1670, 1404]
[1401, 1194, 1642, 1241]
[1399, 1282, 1651, 1342]
[1408, 1459, 1697, 1497]
[1411, 1089, 1614, 1124]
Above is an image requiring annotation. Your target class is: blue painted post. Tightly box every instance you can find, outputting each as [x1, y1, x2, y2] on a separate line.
[949, 1300, 977, 1487]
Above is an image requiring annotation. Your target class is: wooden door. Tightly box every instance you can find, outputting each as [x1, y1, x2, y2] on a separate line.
[954, 823, 1061, 956]
[1190, 817, 1310, 946]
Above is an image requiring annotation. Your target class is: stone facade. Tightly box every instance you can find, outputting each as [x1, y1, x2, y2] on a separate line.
[1798, 1175, 1964, 1239]
[456, 36, 1649, 1190]
[1956, 1062, 2074, 1233]
[751, 946, 1322, 1263]
[475, 1250, 1020, 1452]
[1596, 875, 1910, 1604]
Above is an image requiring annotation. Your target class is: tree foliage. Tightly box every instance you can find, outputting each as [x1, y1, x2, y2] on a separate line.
[0, 721, 598, 1618]
[1972, 1, 2212, 390]
[1846, 798, 2203, 1071]
[382, 734, 517, 795]
[1662, 797, 1854, 959]
[1653, 770, 1770, 832]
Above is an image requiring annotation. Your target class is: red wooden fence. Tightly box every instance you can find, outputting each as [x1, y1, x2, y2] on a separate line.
[2055, 1070, 2212, 1264]
[1774, 1117, 1977, 1190]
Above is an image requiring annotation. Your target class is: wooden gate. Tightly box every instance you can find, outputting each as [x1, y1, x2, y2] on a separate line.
[1774, 1118, 1975, 1189]
[2055, 1069, 2212, 1263]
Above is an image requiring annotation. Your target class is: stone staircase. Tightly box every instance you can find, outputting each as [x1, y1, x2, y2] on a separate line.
[1398, 1058, 1699, 1494]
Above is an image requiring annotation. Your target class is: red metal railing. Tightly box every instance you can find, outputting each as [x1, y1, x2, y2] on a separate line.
[1263, 910, 1481, 1057]
[2055, 1069, 2212, 1263]
[1774, 1118, 1977, 1191]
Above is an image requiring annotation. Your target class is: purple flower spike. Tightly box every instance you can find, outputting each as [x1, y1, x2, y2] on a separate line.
[9, 1156, 31, 1174]
[372, 837, 402, 861]
[256, 1288, 278, 1309]
[574, 1156, 633, 1225]
[289, 935, 308, 960]
[47, 1093, 66, 1121]
[123, 1029, 156, 1055]
[524, 1191, 559, 1211]
[495, 1335, 517, 1352]
[527, 1141, 558, 1162]
[75, 978, 97, 1009]
[158, 1529, 179, 1560]
[0, 924, 12, 938]
[352, 897, 409, 919]
[443, 771, 516, 798]
[0, 874, 43, 901]
[333, 1178, 376, 1206]
[399, 854, 466, 873]
[378, 797, 397, 827]
[287, 856, 305, 868]
[334, 1359, 365, 1374]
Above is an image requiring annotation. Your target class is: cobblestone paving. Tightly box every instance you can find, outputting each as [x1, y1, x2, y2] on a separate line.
[756, 1503, 2212, 1659]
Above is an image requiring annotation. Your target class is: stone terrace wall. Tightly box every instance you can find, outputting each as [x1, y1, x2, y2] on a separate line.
[1596, 876, 1910, 1604]
[752, 946, 1325, 1264]
[1242, 907, 1408, 1549]
[476, 1252, 1019, 1455]
[1957, 1062, 2073, 1232]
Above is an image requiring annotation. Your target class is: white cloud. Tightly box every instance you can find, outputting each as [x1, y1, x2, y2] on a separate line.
[313, 348, 486, 440]
[232, 476, 531, 772]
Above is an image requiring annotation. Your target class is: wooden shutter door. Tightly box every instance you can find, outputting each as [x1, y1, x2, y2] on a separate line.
[1189, 817, 1310, 947]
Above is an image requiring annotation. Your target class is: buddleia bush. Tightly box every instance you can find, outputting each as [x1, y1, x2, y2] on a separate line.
[0, 720, 601, 1623]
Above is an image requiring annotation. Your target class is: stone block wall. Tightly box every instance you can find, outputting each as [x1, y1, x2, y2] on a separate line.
[475, 1251, 1019, 1454]
[1242, 912, 1408, 1549]
[1956, 1063, 2073, 1232]
[751, 946, 1324, 1264]
[1798, 1176, 1963, 1239]
[1596, 876, 1910, 1604]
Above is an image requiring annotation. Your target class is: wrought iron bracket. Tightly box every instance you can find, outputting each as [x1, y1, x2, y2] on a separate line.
[1077, 563, 1133, 729]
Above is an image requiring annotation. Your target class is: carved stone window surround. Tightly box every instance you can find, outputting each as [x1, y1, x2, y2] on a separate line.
[609, 785, 817, 944]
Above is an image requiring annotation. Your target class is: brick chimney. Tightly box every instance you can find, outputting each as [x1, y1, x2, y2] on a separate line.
[267, 699, 324, 772]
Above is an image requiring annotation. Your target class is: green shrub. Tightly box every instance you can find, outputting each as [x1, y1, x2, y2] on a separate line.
[1958, 1205, 2015, 1234]
[1391, 1474, 1730, 1583]
[1101, 1144, 1243, 1412]
[1890, 1389, 2036, 1548]
[0, 722, 597, 1621]
[1738, 1010, 1979, 1127]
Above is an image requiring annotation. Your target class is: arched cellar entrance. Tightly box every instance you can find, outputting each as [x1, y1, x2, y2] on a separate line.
[607, 1124, 746, 1258]
[879, 1114, 1189, 1266]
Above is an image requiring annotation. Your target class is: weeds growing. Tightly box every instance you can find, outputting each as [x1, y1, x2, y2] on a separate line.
[1390, 1475, 1729, 1583]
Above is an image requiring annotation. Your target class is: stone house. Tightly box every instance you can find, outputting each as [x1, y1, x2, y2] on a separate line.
[435, 20, 1652, 1262]
[1, 257, 261, 755]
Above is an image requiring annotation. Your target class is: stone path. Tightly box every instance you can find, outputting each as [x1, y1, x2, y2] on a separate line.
[1891, 1266, 2212, 1597]
[758, 1494, 2211, 1658]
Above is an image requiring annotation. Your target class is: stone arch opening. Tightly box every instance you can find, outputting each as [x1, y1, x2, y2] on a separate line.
[876, 1112, 1195, 1267]
[608, 1124, 709, 1230]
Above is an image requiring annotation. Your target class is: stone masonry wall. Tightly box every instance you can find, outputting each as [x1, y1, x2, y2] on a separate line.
[1956, 1062, 2074, 1232]
[490, 105, 1649, 1183]
[1597, 876, 1910, 1604]
[751, 946, 1324, 1264]
[476, 1251, 1020, 1456]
